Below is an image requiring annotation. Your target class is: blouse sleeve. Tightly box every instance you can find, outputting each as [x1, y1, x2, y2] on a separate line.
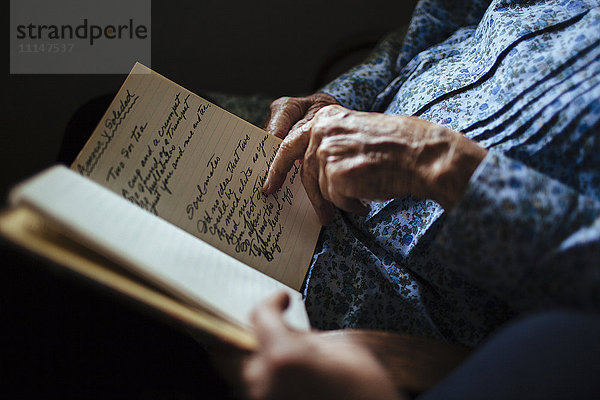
[432, 150, 600, 312]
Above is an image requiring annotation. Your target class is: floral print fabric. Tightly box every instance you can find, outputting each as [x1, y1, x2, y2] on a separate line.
[306, 0, 600, 346]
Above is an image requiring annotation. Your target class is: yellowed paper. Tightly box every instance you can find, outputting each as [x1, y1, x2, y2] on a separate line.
[72, 63, 320, 289]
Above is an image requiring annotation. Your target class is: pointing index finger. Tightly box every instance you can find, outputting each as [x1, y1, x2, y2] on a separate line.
[263, 122, 311, 194]
[265, 97, 308, 139]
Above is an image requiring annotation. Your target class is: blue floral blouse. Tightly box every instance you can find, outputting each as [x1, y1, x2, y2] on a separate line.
[305, 0, 600, 346]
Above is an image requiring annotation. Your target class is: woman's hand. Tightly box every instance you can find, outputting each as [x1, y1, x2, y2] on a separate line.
[263, 105, 487, 224]
[243, 292, 403, 400]
[264, 93, 340, 139]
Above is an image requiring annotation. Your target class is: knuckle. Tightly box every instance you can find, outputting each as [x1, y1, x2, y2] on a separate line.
[315, 104, 343, 118]
[311, 92, 337, 105]
[268, 164, 285, 179]
[311, 106, 345, 133]
[289, 121, 310, 141]
[315, 144, 335, 162]
[268, 162, 286, 180]
[315, 145, 326, 160]
[278, 138, 297, 155]
[270, 96, 292, 110]
[309, 119, 326, 137]
[285, 102, 305, 119]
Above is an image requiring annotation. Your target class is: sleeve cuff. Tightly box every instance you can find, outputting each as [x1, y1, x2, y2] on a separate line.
[432, 150, 595, 297]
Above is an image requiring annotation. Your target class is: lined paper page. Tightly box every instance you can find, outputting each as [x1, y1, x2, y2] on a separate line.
[10, 166, 310, 331]
[71, 63, 320, 290]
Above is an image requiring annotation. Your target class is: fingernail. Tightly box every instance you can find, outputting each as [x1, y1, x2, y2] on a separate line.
[262, 179, 271, 193]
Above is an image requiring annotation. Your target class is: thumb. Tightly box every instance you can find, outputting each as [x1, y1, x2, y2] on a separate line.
[251, 292, 291, 347]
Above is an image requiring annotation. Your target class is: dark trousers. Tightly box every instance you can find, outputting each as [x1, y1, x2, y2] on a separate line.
[420, 311, 600, 400]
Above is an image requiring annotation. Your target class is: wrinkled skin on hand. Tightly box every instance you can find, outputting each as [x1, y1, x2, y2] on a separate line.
[243, 293, 403, 400]
[264, 93, 340, 140]
[263, 102, 487, 224]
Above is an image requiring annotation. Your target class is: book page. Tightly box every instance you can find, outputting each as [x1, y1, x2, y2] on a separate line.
[71, 63, 321, 290]
[0, 207, 258, 350]
[9, 166, 310, 332]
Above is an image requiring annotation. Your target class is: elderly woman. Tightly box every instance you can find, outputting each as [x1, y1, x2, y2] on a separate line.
[242, 0, 600, 399]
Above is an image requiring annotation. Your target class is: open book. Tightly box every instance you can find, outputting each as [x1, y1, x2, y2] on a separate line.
[0, 63, 321, 350]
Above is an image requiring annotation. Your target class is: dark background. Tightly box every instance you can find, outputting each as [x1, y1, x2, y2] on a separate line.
[3, 0, 417, 199]
[3, 1, 417, 397]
